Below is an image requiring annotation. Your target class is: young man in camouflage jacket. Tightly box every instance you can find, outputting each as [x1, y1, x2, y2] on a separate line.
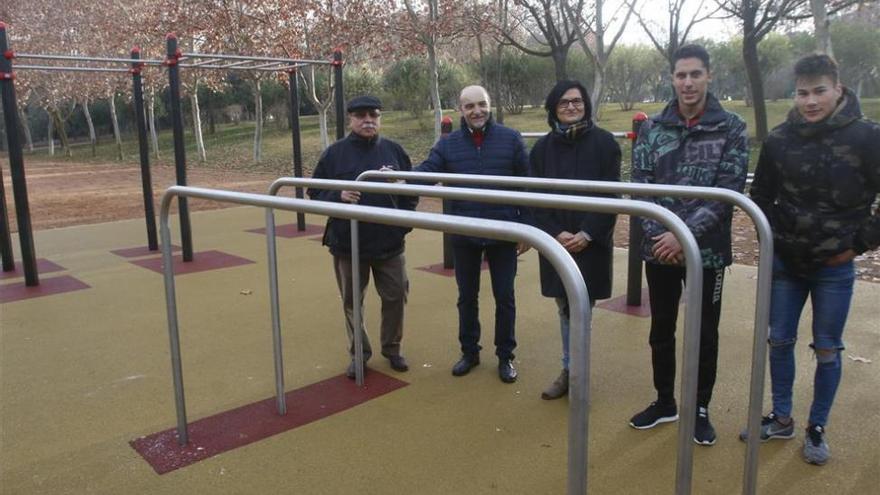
[628, 45, 749, 446]
[744, 54, 880, 465]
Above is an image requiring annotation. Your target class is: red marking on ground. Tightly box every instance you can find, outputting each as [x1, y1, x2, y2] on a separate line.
[129, 250, 255, 275]
[0, 259, 65, 280]
[0, 275, 90, 303]
[130, 370, 408, 474]
[596, 289, 652, 317]
[111, 245, 181, 259]
[246, 223, 324, 238]
[415, 261, 489, 277]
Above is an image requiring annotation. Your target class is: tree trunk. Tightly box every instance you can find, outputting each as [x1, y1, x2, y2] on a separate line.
[189, 88, 206, 162]
[18, 107, 33, 152]
[47, 114, 54, 156]
[590, 65, 605, 121]
[810, 0, 834, 56]
[50, 108, 72, 157]
[253, 79, 263, 163]
[743, 36, 768, 141]
[109, 95, 124, 161]
[207, 90, 216, 135]
[148, 89, 160, 159]
[552, 47, 569, 81]
[318, 107, 329, 150]
[427, 41, 442, 142]
[82, 99, 97, 156]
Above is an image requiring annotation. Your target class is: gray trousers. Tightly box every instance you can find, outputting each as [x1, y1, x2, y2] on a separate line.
[333, 253, 408, 360]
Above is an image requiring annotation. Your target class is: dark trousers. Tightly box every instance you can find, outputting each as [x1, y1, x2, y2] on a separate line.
[333, 254, 408, 360]
[645, 263, 725, 408]
[452, 241, 517, 360]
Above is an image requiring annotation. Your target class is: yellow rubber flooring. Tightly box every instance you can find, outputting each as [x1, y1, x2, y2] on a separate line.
[1, 205, 878, 494]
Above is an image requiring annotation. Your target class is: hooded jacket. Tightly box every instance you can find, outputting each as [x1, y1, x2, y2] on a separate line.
[750, 87, 880, 272]
[415, 116, 530, 245]
[308, 132, 418, 259]
[631, 93, 749, 269]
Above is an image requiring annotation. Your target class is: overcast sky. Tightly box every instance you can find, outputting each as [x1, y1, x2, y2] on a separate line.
[617, 2, 744, 46]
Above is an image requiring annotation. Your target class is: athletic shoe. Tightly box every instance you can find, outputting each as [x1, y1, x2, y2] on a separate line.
[629, 401, 679, 429]
[803, 424, 830, 466]
[738, 412, 795, 442]
[694, 407, 717, 446]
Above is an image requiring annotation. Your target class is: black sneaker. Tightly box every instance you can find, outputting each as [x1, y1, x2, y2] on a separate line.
[629, 401, 679, 429]
[694, 407, 717, 446]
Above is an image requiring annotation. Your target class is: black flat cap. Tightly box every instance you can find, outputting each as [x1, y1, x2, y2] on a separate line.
[346, 95, 382, 113]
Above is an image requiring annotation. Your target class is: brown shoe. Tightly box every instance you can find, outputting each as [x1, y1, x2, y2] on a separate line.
[541, 369, 569, 400]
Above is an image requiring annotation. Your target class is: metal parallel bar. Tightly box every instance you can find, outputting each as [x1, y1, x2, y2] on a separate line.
[165, 187, 589, 472]
[520, 131, 632, 139]
[131, 50, 158, 251]
[187, 57, 223, 67]
[15, 65, 130, 73]
[355, 170, 773, 495]
[0, 24, 38, 286]
[247, 61, 294, 69]
[14, 53, 165, 65]
[213, 59, 259, 69]
[269, 177, 703, 495]
[176, 63, 306, 72]
[180, 52, 320, 64]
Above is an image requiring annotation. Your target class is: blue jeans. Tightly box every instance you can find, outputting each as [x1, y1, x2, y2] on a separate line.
[768, 255, 854, 427]
[452, 242, 517, 360]
[555, 297, 595, 370]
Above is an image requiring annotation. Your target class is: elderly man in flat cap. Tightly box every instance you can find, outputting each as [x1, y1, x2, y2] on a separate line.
[308, 95, 418, 378]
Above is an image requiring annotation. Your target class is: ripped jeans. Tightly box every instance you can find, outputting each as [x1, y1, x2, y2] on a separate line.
[768, 255, 854, 427]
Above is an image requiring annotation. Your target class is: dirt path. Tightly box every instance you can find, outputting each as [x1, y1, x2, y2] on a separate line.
[3, 160, 878, 282]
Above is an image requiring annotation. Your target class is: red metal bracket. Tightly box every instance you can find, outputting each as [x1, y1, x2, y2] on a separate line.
[3, 50, 14, 60]
[0, 71, 15, 80]
[164, 49, 182, 67]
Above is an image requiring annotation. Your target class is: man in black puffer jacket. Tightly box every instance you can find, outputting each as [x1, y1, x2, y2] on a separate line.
[416, 85, 530, 384]
[745, 54, 880, 466]
[308, 95, 418, 379]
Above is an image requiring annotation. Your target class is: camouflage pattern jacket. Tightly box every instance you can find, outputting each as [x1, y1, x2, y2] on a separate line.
[631, 93, 749, 269]
[750, 87, 880, 273]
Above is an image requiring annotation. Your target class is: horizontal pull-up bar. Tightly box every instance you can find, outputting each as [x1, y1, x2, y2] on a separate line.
[14, 64, 130, 73]
[270, 177, 704, 495]
[180, 52, 332, 66]
[355, 170, 773, 495]
[13, 53, 165, 65]
[177, 63, 306, 72]
[521, 131, 634, 140]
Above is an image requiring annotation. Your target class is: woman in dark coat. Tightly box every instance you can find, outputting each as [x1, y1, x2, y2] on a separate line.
[529, 80, 622, 399]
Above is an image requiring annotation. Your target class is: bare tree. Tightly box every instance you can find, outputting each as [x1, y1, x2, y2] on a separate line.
[564, 0, 639, 120]
[500, 0, 584, 81]
[631, 0, 721, 67]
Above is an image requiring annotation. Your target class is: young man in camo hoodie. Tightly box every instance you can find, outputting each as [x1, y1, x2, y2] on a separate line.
[628, 44, 749, 446]
[743, 54, 880, 465]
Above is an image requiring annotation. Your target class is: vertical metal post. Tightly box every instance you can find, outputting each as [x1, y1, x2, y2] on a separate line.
[350, 219, 365, 386]
[0, 23, 37, 285]
[440, 116, 454, 269]
[166, 34, 193, 261]
[332, 49, 345, 141]
[626, 112, 648, 306]
[131, 48, 158, 251]
[288, 69, 305, 231]
[0, 160, 14, 272]
[265, 206, 287, 415]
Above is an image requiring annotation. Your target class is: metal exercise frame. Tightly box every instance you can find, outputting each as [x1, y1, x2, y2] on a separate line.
[268, 177, 703, 495]
[159, 185, 594, 492]
[356, 170, 773, 495]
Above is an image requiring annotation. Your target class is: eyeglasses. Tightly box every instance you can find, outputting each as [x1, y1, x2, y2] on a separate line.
[351, 109, 381, 118]
[557, 98, 585, 109]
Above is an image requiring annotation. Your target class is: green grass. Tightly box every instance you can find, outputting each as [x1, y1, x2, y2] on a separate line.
[18, 99, 880, 176]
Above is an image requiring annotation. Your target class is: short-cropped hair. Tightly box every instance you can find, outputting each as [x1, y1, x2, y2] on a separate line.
[671, 44, 711, 73]
[794, 53, 839, 83]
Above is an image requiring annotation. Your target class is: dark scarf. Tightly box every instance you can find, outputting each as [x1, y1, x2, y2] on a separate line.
[553, 118, 592, 141]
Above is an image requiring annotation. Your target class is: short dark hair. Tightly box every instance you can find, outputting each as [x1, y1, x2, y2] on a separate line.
[543, 79, 592, 127]
[794, 53, 839, 84]
[671, 44, 710, 73]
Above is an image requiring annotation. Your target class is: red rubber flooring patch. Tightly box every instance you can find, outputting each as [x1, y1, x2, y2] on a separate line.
[111, 245, 180, 259]
[0, 275, 90, 303]
[596, 289, 652, 317]
[245, 223, 324, 238]
[0, 258, 65, 280]
[129, 250, 255, 275]
[130, 371, 408, 474]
